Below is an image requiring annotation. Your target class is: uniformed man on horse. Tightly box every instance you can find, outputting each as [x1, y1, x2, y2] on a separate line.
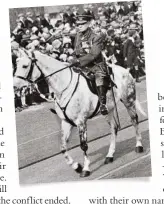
[70, 14, 111, 115]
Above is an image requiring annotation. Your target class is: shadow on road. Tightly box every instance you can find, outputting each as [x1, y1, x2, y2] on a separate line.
[90, 130, 150, 173]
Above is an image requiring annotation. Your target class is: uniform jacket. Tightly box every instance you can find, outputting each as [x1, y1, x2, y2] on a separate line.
[74, 28, 107, 74]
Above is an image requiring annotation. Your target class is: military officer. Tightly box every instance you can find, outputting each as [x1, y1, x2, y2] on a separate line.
[71, 14, 110, 115]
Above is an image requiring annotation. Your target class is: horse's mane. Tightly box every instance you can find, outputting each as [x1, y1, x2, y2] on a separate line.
[34, 50, 69, 70]
[18, 48, 69, 70]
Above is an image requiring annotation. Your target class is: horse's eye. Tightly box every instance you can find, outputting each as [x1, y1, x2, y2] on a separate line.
[22, 65, 28, 68]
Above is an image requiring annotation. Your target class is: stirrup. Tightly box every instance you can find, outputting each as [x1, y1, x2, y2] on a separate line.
[100, 104, 108, 115]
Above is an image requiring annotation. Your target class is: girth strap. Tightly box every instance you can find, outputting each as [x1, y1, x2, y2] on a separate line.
[55, 73, 101, 126]
[55, 74, 80, 127]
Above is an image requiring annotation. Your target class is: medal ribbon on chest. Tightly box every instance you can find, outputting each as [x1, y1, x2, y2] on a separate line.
[81, 41, 91, 53]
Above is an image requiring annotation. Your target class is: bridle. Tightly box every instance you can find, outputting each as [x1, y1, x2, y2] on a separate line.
[15, 50, 73, 85]
[14, 49, 75, 104]
[15, 50, 40, 83]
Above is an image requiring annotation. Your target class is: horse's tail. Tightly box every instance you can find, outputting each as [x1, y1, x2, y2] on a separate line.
[135, 99, 147, 117]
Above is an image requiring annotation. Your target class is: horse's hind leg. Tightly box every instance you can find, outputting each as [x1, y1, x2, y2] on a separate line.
[104, 110, 118, 164]
[121, 82, 143, 153]
[61, 120, 83, 174]
[77, 122, 91, 177]
[126, 102, 143, 152]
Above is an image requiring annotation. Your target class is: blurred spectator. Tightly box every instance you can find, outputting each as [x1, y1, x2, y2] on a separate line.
[25, 12, 34, 30]
[50, 14, 58, 28]
[21, 29, 31, 48]
[83, 4, 95, 19]
[131, 1, 138, 12]
[103, 3, 112, 21]
[14, 28, 25, 44]
[11, 41, 19, 75]
[87, 4, 95, 19]
[123, 26, 141, 82]
[13, 19, 23, 35]
[17, 13, 26, 28]
[33, 12, 42, 30]
[70, 6, 79, 25]
[41, 13, 53, 29]
[63, 6, 72, 26]
[41, 27, 51, 42]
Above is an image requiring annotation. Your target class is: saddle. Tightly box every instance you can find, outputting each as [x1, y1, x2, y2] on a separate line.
[80, 67, 116, 96]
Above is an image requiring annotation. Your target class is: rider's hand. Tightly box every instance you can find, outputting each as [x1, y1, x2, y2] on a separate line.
[72, 67, 81, 73]
[69, 57, 80, 66]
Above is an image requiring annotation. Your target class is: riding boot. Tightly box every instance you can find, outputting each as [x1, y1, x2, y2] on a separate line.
[97, 86, 108, 115]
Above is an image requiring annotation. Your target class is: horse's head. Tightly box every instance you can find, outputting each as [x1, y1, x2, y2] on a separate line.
[13, 49, 42, 89]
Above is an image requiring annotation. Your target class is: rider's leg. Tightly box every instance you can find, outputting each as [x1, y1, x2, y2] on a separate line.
[95, 75, 108, 115]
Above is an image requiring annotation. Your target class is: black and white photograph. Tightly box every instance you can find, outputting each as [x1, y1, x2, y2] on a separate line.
[10, 0, 151, 184]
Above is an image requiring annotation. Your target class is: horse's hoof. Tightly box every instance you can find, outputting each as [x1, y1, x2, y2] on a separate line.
[135, 146, 144, 153]
[75, 163, 83, 173]
[104, 157, 113, 164]
[80, 170, 91, 177]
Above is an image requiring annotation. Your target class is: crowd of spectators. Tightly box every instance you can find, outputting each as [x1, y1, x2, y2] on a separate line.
[11, 1, 145, 112]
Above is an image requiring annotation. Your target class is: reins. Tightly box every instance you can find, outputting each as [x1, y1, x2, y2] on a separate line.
[34, 62, 73, 84]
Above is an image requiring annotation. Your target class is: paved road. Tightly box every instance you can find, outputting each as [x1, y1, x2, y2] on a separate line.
[15, 79, 151, 183]
[19, 121, 150, 184]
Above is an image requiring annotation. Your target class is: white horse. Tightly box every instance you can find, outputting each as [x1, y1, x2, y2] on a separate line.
[13, 49, 146, 177]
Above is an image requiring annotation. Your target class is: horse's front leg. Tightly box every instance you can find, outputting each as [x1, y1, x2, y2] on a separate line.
[77, 123, 91, 177]
[61, 120, 83, 174]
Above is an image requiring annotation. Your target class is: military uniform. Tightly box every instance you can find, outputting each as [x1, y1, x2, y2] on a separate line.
[73, 16, 110, 115]
[74, 28, 109, 85]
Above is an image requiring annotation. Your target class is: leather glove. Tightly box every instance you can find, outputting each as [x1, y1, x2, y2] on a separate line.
[72, 67, 81, 73]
